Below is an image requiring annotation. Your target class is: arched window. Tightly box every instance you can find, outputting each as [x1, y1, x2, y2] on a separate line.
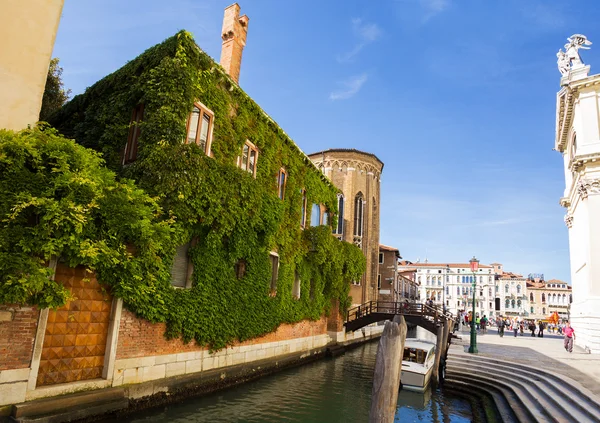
[310, 204, 320, 227]
[517, 285, 521, 294]
[457, 286, 460, 295]
[505, 285, 509, 294]
[542, 307, 546, 314]
[426, 276, 430, 286]
[542, 293, 546, 303]
[456, 276, 460, 283]
[353, 193, 364, 237]
[333, 194, 344, 235]
[530, 293, 534, 302]
[488, 288, 492, 297]
[562, 294, 566, 304]
[479, 276, 483, 283]
[438, 278, 442, 286]
[322, 208, 329, 226]
[505, 299, 510, 308]
[517, 299, 521, 308]
[511, 299, 515, 308]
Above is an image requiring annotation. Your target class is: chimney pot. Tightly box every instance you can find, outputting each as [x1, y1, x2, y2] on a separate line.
[220, 3, 249, 84]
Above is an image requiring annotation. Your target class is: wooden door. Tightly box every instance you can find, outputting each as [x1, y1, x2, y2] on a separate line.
[36, 264, 112, 386]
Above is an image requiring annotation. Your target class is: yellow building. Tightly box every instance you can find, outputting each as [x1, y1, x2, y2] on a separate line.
[0, 0, 64, 130]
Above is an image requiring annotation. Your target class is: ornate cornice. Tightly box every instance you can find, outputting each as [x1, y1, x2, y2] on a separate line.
[569, 152, 600, 172]
[559, 197, 571, 208]
[578, 178, 600, 200]
[564, 213, 573, 228]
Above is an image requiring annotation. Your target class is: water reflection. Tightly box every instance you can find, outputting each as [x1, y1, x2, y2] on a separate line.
[115, 342, 471, 423]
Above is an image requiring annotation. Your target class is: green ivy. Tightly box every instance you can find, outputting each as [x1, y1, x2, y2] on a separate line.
[0, 31, 367, 350]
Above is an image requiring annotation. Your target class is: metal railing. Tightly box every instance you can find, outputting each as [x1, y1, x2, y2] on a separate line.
[346, 300, 456, 325]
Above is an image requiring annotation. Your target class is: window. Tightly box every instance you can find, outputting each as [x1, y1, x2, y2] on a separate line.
[517, 299, 521, 308]
[379, 253, 384, 264]
[377, 274, 381, 290]
[321, 206, 329, 226]
[517, 285, 521, 294]
[505, 299, 510, 308]
[123, 103, 144, 164]
[234, 259, 247, 279]
[238, 140, 258, 177]
[353, 193, 364, 237]
[171, 242, 192, 288]
[504, 284, 509, 294]
[186, 102, 213, 154]
[333, 194, 344, 235]
[310, 204, 320, 226]
[269, 252, 279, 295]
[300, 189, 307, 228]
[530, 293, 534, 302]
[293, 271, 301, 299]
[542, 293, 546, 303]
[277, 168, 287, 200]
[542, 307, 546, 314]
[511, 299, 515, 309]
[530, 307, 534, 313]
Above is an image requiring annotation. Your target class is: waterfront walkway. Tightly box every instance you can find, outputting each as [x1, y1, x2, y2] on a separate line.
[451, 326, 600, 396]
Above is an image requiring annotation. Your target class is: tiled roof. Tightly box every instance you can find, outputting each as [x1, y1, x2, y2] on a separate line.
[410, 263, 493, 269]
[379, 244, 399, 253]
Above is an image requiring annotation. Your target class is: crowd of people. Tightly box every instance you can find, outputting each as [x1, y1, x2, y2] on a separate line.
[457, 311, 576, 352]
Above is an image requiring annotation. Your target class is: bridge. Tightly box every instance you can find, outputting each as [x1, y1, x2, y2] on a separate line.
[344, 301, 457, 334]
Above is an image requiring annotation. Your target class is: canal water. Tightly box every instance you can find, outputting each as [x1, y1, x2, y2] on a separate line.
[115, 340, 473, 423]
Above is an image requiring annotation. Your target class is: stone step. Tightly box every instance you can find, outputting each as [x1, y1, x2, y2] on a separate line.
[10, 398, 129, 423]
[11, 387, 126, 419]
[444, 378, 517, 423]
[449, 354, 600, 411]
[446, 370, 547, 423]
[448, 360, 600, 423]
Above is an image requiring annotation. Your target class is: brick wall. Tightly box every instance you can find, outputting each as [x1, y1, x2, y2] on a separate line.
[0, 305, 39, 371]
[117, 308, 328, 359]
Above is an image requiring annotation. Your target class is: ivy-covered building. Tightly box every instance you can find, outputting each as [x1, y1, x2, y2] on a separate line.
[0, 4, 381, 411]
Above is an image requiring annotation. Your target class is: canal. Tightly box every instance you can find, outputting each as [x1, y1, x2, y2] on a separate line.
[113, 340, 473, 423]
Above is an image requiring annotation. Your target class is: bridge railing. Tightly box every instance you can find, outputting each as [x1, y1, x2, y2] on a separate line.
[346, 300, 457, 324]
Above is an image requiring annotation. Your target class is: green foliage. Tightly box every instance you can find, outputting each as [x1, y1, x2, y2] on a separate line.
[39, 58, 71, 122]
[41, 31, 365, 349]
[0, 126, 175, 312]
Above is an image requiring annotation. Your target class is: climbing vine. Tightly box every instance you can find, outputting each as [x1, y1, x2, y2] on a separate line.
[0, 31, 366, 350]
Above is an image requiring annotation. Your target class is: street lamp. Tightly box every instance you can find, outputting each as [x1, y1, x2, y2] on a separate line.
[469, 256, 479, 354]
[443, 264, 449, 314]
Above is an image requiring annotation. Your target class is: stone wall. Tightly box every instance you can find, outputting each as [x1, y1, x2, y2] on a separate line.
[0, 305, 39, 408]
[0, 305, 39, 371]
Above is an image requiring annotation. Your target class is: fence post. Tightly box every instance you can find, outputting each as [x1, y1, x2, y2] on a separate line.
[369, 316, 407, 423]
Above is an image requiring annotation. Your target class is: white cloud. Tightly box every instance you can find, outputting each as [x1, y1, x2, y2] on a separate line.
[421, 0, 450, 21]
[337, 19, 382, 63]
[329, 74, 368, 100]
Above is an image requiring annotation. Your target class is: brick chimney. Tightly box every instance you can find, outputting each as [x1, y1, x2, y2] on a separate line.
[220, 3, 249, 84]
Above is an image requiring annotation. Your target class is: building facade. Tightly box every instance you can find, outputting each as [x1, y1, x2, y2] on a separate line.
[495, 276, 529, 319]
[0, 0, 64, 130]
[554, 34, 600, 353]
[308, 149, 384, 306]
[400, 262, 495, 318]
[377, 245, 400, 302]
[527, 279, 572, 321]
[0, 4, 382, 409]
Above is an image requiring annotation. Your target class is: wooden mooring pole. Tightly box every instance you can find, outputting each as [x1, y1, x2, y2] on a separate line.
[368, 316, 407, 423]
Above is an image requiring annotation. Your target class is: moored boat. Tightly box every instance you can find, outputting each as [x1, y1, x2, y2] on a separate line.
[401, 339, 436, 392]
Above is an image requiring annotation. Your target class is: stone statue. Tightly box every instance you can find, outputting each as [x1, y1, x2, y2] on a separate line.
[558, 34, 592, 75]
[557, 50, 570, 76]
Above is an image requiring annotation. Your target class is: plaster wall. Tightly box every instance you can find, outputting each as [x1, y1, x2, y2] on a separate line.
[0, 0, 64, 130]
[557, 76, 600, 353]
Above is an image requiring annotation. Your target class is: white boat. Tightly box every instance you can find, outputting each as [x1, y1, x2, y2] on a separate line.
[401, 339, 436, 392]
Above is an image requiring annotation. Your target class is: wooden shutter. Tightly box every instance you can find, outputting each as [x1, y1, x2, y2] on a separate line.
[171, 243, 191, 288]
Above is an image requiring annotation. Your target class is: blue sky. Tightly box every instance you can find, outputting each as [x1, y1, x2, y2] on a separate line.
[52, 0, 600, 283]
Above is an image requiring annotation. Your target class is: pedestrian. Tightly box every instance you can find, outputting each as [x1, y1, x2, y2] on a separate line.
[481, 315, 487, 334]
[538, 320, 544, 338]
[529, 321, 536, 337]
[564, 321, 576, 353]
[498, 318, 505, 337]
[519, 322, 524, 336]
[513, 322, 518, 337]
